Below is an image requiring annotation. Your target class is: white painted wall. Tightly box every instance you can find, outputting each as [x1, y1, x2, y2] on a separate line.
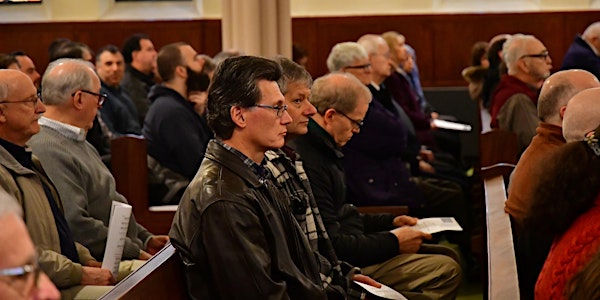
[0, 0, 598, 23]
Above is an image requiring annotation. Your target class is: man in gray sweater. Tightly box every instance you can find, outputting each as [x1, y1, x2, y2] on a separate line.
[28, 58, 169, 261]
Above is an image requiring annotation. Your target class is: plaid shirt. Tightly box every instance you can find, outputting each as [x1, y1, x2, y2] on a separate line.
[265, 146, 366, 300]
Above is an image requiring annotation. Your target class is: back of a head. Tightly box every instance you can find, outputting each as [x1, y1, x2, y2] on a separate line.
[326, 42, 368, 72]
[487, 37, 508, 68]
[50, 41, 92, 62]
[156, 42, 186, 82]
[357, 34, 383, 55]
[381, 31, 404, 49]
[0, 54, 18, 69]
[582, 21, 600, 40]
[48, 38, 71, 61]
[310, 73, 371, 115]
[538, 69, 600, 123]
[213, 49, 244, 66]
[122, 33, 149, 65]
[207, 56, 282, 140]
[470, 41, 489, 66]
[563, 87, 600, 142]
[41, 58, 96, 106]
[274, 56, 313, 94]
[198, 54, 216, 74]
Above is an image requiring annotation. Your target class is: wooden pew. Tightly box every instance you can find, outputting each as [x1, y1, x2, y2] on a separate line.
[111, 136, 176, 235]
[484, 174, 520, 299]
[480, 129, 519, 181]
[99, 243, 189, 300]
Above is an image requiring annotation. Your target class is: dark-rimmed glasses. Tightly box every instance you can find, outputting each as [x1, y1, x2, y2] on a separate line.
[0, 260, 41, 296]
[344, 63, 371, 71]
[253, 104, 288, 118]
[520, 50, 549, 60]
[337, 110, 364, 129]
[0, 92, 43, 108]
[72, 90, 107, 106]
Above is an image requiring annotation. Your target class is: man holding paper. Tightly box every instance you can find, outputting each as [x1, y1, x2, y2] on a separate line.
[0, 69, 114, 299]
[28, 59, 169, 262]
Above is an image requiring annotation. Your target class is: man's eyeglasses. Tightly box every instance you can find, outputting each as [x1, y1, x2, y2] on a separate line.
[0, 261, 41, 296]
[253, 104, 288, 118]
[520, 51, 550, 60]
[0, 92, 43, 108]
[344, 63, 371, 71]
[337, 110, 364, 129]
[72, 90, 107, 106]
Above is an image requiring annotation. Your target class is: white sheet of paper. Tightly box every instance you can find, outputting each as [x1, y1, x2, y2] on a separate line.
[411, 217, 463, 234]
[101, 201, 132, 279]
[433, 119, 472, 132]
[354, 281, 408, 300]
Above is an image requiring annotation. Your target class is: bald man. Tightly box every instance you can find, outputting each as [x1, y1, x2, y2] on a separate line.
[563, 87, 600, 142]
[561, 21, 600, 80]
[505, 69, 600, 299]
[490, 34, 553, 152]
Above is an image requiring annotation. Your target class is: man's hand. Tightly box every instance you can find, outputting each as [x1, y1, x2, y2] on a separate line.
[139, 250, 152, 260]
[86, 260, 102, 268]
[81, 266, 115, 286]
[188, 91, 208, 115]
[353, 274, 382, 288]
[390, 227, 432, 254]
[392, 215, 418, 227]
[419, 149, 434, 162]
[418, 160, 436, 174]
[146, 235, 169, 255]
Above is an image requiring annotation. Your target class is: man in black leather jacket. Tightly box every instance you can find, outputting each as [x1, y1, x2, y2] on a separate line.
[169, 56, 326, 300]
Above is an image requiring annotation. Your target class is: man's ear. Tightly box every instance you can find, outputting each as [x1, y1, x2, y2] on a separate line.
[72, 92, 85, 110]
[175, 65, 187, 79]
[230, 106, 246, 128]
[322, 108, 336, 124]
[559, 105, 567, 120]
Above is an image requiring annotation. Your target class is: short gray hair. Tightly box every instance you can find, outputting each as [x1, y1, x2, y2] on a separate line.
[326, 42, 368, 72]
[583, 22, 600, 40]
[503, 34, 536, 73]
[41, 58, 96, 105]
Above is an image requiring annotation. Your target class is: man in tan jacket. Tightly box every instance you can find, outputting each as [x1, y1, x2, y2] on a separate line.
[0, 69, 114, 299]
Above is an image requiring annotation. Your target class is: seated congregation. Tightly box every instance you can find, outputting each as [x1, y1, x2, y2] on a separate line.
[2, 21, 600, 300]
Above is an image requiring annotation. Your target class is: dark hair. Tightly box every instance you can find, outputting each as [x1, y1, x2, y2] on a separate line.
[48, 38, 71, 61]
[50, 41, 93, 62]
[292, 44, 308, 64]
[470, 41, 488, 66]
[95, 44, 120, 62]
[565, 248, 600, 299]
[207, 56, 282, 140]
[122, 33, 150, 64]
[525, 126, 600, 241]
[0, 53, 18, 69]
[156, 42, 186, 82]
[274, 56, 313, 94]
[487, 38, 507, 69]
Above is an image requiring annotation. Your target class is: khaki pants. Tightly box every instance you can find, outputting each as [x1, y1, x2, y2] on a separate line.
[60, 260, 146, 300]
[361, 253, 461, 300]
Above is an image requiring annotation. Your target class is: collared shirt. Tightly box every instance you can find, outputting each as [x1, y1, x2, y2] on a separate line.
[216, 139, 270, 182]
[38, 117, 86, 141]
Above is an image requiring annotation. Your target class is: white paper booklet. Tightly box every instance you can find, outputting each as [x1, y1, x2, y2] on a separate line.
[354, 281, 408, 300]
[432, 119, 472, 132]
[101, 201, 132, 280]
[412, 217, 463, 234]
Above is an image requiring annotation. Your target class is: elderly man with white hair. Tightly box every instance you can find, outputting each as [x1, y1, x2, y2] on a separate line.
[561, 21, 600, 80]
[490, 34, 553, 152]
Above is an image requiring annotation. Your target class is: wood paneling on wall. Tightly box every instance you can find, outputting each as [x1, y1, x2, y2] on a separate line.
[1, 11, 599, 86]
